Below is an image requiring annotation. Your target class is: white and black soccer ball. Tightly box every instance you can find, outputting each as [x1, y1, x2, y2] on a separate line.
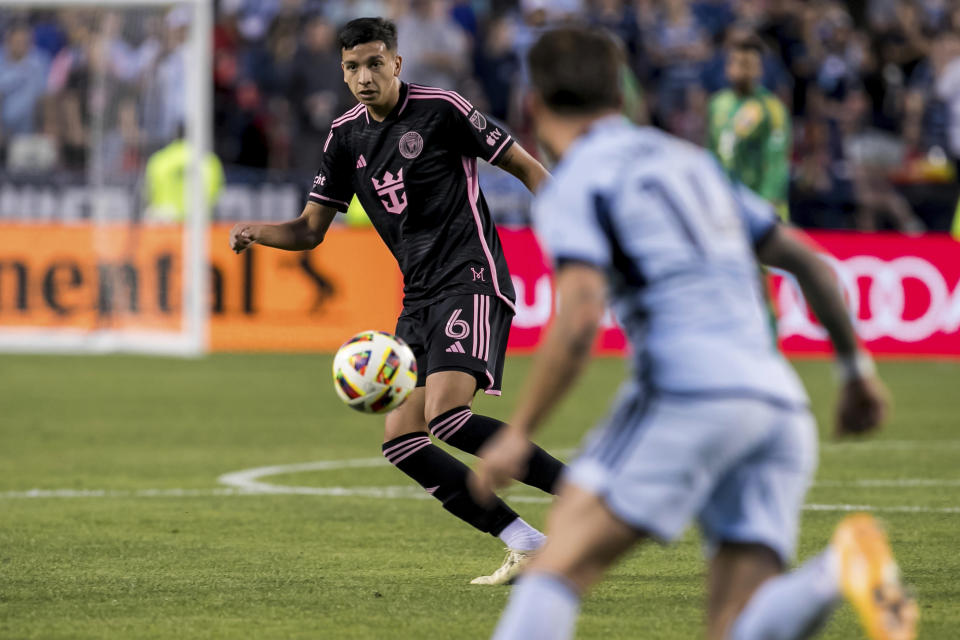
[332, 330, 418, 414]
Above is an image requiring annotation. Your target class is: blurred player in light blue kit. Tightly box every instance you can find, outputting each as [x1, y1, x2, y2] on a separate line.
[473, 28, 917, 640]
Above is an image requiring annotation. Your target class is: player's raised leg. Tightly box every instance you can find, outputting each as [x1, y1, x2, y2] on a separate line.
[419, 369, 548, 584]
[725, 515, 917, 640]
[492, 484, 642, 640]
[381, 386, 520, 539]
[425, 371, 564, 496]
[422, 294, 566, 496]
[711, 543, 838, 640]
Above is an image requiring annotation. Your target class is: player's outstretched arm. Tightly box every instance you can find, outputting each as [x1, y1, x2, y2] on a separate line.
[229, 202, 338, 253]
[496, 144, 551, 194]
[472, 263, 606, 498]
[757, 225, 889, 436]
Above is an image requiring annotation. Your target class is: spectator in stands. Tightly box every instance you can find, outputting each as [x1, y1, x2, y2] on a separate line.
[287, 15, 348, 169]
[588, 0, 642, 72]
[707, 32, 792, 219]
[701, 22, 793, 102]
[904, 31, 956, 157]
[644, 0, 712, 141]
[143, 7, 189, 147]
[474, 15, 521, 126]
[933, 31, 960, 164]
[0, 22, 49, 146]
[395, 0, 469, 90]
[325, 0, 396, 27]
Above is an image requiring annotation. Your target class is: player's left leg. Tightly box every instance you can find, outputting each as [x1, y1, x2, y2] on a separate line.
[492, 484, 643, 640]
[422, 369, 547, 581]
[701, 404, 915, 640]
[382, 387, 522, 539]
[423, 294, 565, 496]
[708, 542, 840, 640]
[700, 404, 826, 639]
[424, 370, 564, 495]
[725, 517, 917, 640]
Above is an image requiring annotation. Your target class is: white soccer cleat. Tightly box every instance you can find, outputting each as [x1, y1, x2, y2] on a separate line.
[470, 548, 536, 585]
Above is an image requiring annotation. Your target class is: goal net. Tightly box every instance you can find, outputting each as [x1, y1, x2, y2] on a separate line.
[0, 0, 211, 355]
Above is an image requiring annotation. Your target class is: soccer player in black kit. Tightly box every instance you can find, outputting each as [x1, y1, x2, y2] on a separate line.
[230, 17, 563, 584]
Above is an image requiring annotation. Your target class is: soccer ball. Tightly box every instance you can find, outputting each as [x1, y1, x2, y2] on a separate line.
[332, 330, 418, 413]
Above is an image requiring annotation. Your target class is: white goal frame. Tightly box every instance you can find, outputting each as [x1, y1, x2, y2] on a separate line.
[0, 0, 212, 356]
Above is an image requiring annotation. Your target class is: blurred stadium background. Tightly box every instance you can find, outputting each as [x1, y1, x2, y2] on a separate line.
[1, 2, 959, 639]
[0, 0, 959, 356]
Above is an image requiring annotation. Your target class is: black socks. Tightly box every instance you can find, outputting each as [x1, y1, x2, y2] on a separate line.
[382, 432, 518, 536]
[428, 407, 565, 495]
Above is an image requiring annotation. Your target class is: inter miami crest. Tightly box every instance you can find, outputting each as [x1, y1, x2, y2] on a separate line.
[399, 131, 423, 159]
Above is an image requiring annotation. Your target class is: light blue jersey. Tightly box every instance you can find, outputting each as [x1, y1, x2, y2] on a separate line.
[533, 116, 807, 408]
[537, 116, 817, 563]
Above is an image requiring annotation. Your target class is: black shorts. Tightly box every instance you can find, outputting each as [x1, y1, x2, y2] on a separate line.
[395, 293, 513, 396]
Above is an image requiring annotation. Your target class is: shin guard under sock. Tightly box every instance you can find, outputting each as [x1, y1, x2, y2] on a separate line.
[382, 432, 518, 536]
[429, 407, 565, 494]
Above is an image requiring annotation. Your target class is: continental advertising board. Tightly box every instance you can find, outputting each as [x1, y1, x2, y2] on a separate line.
[0, 224, 401, 351]
[0, 224, 957, 356]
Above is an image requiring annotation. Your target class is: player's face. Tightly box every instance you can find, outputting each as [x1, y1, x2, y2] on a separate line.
[341, 41, 402, 110]
[727, 49, 761, 93]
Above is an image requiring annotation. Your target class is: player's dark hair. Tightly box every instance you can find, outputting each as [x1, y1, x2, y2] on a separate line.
[528, 27, 623, 116]
[730, 31, 766, 56]
[337, 17, 398, 52]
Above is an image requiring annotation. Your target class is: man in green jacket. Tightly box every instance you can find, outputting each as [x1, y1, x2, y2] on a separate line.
[708, 33, 791, 220]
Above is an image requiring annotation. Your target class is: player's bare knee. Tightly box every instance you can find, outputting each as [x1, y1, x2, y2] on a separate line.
[383, 391, 427, 443]
[422, 371, 477, 423]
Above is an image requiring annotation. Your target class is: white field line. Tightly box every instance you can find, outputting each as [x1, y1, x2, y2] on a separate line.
[2, 487, 960, 515]
[2, 438, 955, 501]
[1, 444, 958, 516]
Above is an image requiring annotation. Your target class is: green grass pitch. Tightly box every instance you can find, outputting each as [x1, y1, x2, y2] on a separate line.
[1, 354, 958, 639]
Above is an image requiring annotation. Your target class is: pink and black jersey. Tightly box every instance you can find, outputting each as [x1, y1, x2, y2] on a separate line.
[308, 82, 517, 313]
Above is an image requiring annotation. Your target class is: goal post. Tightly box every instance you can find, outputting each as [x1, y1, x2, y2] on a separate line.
[0, 0, 212, 356]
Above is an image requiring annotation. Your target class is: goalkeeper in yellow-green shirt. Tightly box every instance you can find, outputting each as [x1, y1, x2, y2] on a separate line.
[707, 33, 791, 220]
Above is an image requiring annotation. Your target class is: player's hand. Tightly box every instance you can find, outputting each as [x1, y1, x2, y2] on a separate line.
[836, 375, 889, 437]
[469, 426, 533, 505]
[229, 224, 258, 253]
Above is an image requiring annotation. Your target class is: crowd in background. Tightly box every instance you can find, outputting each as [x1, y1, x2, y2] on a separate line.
[2, 0, 960, 231]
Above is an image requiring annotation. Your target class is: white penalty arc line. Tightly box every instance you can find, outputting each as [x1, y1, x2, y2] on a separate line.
[1, 443, 959, 515]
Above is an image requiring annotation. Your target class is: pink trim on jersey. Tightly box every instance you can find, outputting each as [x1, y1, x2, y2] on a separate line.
[309, 192, 348, 207]
[331, 104, 364, 127]
[488, 135, 513, 165]
[397, 88, 412, 116]
[484, 390, 502, 397]
[408, 85, 473, 112]
[408, 93, 469, 115]
[461, 156, 517, 314]
[323, 130, 333, 153]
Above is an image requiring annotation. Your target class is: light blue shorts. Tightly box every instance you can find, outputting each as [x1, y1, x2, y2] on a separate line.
[566, 381, 817, 564]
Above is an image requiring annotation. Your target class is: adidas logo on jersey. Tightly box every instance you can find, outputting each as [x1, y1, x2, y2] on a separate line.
[445, 341, 466, 354]
[356, 154, 367, 169]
